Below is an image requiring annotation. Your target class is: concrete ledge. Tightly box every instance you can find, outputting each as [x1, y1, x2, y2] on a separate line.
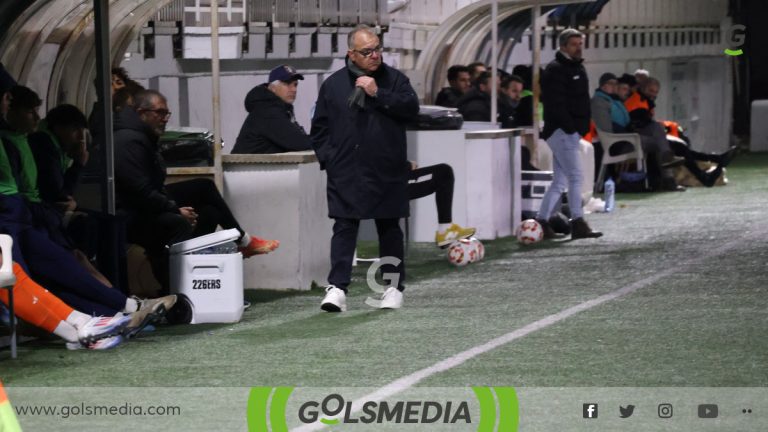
[465, 128, 526, 139]
[222, 151, 317, 164]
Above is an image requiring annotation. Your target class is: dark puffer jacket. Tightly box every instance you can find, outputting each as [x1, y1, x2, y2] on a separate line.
[541, 51, 591, 139]
[231, 84, 311, 154]
[113, 108, 178, 217]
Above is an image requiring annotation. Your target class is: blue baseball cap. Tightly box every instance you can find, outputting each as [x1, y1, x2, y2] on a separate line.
[268, 65, 304, 83]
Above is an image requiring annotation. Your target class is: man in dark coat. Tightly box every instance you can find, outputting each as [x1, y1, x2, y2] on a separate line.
[310, 25, 419, 312]
[231, 65, 311, 154]
[434, 65, 471, 108]
[536, 28, 602, 239]
[114, 89, 279, 291]
[457, 71, 515, 125]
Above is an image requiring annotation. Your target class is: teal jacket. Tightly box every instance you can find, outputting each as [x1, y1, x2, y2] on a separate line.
[591, 89, 630, 133]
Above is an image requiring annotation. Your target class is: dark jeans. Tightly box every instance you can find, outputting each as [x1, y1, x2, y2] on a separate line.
[328, 218, 405, 293]
[128, 178, 245, 290]
[408, 164, 454, 224]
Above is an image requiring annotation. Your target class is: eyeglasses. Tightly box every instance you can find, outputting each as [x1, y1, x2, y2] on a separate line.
[353, 45, 383, 58]
[142, 108, 172, 119]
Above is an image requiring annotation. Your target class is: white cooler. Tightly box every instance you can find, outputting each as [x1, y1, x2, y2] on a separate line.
[169, 229, 244, 324]
[521, 170, 554, 219]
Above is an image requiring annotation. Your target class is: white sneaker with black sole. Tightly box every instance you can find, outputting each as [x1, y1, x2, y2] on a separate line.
[320, 285, 347, 312]
[365, 287, 403, 309]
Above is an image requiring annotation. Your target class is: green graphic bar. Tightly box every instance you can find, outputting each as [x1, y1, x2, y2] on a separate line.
[247, 387, 273, 432]
[472, 386, 497, 432]
[493, 387, 519, 432]
[269, 387, 294, 432]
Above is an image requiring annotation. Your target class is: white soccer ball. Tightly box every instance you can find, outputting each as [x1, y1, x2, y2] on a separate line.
[467, 237, 484, 262]
[447, 240, 473, 266]
[517, 219, 544, 245]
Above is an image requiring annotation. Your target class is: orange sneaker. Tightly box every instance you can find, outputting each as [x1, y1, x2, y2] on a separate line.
[240, 236, 280, 258]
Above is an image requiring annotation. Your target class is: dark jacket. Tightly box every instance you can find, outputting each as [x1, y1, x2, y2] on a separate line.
[457, 88, 491, 122]
[310, 62, 419, 219]
[541, 51, 591, 139]
[434, 87, 462, 108]
[113, 108, 178, 217]
[28, 129, 83, 203]
[231, 84, 311, 154]
[457, 88, 516, 125]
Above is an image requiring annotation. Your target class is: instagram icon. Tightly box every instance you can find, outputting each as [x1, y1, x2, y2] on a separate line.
[658, 403, 673, 418]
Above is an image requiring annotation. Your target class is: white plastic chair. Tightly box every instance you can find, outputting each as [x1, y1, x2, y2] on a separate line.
[0, 234, 17, 359]
[595, 128, 648, 192]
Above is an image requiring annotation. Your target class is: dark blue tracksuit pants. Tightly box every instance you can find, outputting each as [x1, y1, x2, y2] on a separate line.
[0, 195, 126, 316]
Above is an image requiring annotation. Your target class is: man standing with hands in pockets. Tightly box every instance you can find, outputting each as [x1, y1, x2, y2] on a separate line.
[311, 25, 419, 312]
[536, 28, 602, 239]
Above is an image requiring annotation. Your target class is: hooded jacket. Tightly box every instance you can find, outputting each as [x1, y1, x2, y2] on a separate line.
[231, 84, 311, 154]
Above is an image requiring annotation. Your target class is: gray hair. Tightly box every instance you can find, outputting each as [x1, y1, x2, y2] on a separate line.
[347, 25, 378, 50]
[641, 76, 661, 90]
[558, 28, 584, 47]
[132, 89, 166, 111]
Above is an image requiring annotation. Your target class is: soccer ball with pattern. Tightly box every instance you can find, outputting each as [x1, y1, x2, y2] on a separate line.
[447, 239, 473, 266]
[467, 237, 484, 262]
[517, 219, 543, 245]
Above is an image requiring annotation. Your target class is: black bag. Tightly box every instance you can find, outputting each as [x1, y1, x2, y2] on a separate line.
[407, 106, 464, 130]
[159, 130, 214, 167]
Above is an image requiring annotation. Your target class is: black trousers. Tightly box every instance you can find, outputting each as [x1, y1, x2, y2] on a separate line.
[408, 163, 454, 224]
[328, 218, 405, 293]
[128, 178, 245, 290]
[669, 140, 726, 187]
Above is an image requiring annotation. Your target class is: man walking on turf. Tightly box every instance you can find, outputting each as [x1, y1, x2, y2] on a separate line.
[311, 25, 419, 311]
[536, 28, 602, 239]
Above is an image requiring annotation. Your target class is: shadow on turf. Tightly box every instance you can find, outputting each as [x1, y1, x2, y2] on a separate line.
[227, 310, 388, 343]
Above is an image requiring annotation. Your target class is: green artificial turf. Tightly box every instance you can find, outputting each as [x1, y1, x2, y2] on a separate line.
[2, 154, 767, 392]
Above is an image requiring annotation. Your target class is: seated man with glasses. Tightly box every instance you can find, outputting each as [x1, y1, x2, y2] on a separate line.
[114, 89, 280, 292]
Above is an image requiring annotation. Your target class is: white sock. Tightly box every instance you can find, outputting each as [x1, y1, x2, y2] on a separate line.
[239, 233, 251, 247]
[58, 310, 93, 343]
[438, 223, 452, 232]
[65, 310, 91, 329]
[53, 322, 79, 343]
[124, 297, 139, 313]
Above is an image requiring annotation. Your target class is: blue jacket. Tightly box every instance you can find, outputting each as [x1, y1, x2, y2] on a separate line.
[593, 89, 630, 132]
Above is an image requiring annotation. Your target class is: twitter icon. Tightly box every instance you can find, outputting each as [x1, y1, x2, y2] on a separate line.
[619, 405, 636, 418]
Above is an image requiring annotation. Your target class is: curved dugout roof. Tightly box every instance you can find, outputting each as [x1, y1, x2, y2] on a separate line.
[415, 0, 595, 101]
[0, 0, 593, 110]
[0, 0, 176, 111]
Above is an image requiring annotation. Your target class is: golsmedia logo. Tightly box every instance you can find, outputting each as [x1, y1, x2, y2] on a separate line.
[298, 393, 471, 425]
[247, 386, 519, 431]
[724, 24, 746, 56]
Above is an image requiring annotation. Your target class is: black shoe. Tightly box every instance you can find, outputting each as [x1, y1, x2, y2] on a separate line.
[719, 146, 738, 167]
[570, 218, 603, 239]
[536, 219, 563, 240]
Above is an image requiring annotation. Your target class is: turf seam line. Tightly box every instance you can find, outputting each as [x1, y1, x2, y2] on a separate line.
[291, 232, 754, 432]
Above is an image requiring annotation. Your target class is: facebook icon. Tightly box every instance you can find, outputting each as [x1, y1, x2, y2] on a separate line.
[583, 403, 599, 419]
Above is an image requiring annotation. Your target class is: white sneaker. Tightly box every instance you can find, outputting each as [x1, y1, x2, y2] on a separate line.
[379, 287, 404, 309]
[320, 285, 347, 312]
[66, 335, 125, 351]
[77, 314, 132, 345]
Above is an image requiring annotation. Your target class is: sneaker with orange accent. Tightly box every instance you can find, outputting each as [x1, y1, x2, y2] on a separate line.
[240, 236, 280, 258]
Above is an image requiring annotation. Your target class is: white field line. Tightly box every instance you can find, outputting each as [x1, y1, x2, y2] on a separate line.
[292, 236, 750, 432]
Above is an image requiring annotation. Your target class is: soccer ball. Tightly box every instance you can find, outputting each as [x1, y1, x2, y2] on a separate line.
[467, 237, 484, 262]
[517, 219, 543, 245]
[447, 240, 473, 266]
